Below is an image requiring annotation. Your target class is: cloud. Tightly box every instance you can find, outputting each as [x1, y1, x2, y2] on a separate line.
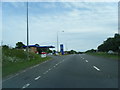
[2, 2, 118, 51]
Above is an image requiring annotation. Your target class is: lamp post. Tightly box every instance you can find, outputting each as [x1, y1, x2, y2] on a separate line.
[57, 31, 59, 53]
[26, 1, 29, 60]
[56, 31, 64, 54]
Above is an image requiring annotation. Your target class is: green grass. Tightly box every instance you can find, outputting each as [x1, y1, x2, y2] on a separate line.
[86, 52, 119, 60]
[2, 48, 51, 78]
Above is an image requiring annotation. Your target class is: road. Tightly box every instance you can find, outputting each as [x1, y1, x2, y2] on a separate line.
[2, 54, 118, 88]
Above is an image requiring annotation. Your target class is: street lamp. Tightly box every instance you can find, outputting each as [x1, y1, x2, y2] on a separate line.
[26, 1, 29, 60]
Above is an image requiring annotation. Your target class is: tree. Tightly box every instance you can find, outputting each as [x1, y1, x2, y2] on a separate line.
[2, 45, 9, 49]
[85, 49, 96, 53]
[67, 50, 77, 54]
[98, 33, 120, 52]
[15, 42, 25, 49]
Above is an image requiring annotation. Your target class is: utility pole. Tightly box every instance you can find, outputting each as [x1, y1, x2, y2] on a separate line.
[26, 1, 29, 60]
[56, 31, 64, 54]
[57, 31, 59, 53]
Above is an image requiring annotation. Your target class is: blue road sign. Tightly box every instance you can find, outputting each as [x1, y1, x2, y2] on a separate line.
[60, 44, 64, 55]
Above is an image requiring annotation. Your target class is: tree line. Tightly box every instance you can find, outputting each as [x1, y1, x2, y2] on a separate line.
[86, 33, 120, 53]
[98, 33, 120, 52]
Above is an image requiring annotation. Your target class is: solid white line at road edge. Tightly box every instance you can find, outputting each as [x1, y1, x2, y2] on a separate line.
[93, 66, 100, 71]
[22, 83, 30, 88]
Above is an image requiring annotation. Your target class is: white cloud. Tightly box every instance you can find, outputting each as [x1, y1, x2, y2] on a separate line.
[2, 2, 118, 51]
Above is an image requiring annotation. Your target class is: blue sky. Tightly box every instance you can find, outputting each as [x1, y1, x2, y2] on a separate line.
[2, 2, 118, 51]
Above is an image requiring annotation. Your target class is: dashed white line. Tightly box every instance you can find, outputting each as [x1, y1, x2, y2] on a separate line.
[56, 64, 58, 66]
[48, 68, 51, 71]
[34, 76, 41, 80]
[46, 70, 49, 72]
[22, 83, 30, 88]
[85, 60, 88, 62]
[53, 66, 56, 68]
[93, 66, 100, 71]
[43, 71, 49, 74]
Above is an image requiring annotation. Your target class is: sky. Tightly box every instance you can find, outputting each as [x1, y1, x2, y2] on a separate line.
[2, 1, 118, 52]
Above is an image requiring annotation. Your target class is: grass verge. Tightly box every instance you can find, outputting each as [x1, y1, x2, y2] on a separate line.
[3, 57, 51, 78]
[86, 52, 119, 60]
[2, 48, 52, 78]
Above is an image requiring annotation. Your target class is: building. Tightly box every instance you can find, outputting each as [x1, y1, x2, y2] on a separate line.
[23, 45, 55, 54]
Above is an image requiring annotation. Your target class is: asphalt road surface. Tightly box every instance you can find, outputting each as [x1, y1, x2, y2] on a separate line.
[2, 54, 118, 88]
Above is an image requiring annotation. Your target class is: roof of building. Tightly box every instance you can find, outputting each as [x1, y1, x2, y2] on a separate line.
[23, 45, 55, 48]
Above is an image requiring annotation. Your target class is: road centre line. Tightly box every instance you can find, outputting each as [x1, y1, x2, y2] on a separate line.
[22, 83, 30, 89]
[34, 76, 41, 80]
[93, 66, 100, 71]
[43, 70, 49, 74]
[85, 60, 88, 62]
[48, 68, 51, 71]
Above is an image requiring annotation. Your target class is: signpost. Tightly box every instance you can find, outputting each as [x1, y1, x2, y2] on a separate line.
[60, 44, 64, 55]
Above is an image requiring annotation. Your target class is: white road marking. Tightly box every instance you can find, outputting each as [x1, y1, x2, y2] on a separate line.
[3, 60, 52, 82]
[22, 83, 30, 88]
[85, 60, 88, 62]
[23, 70, 26, 72]
[15, 73, 19, 76]
[43, 71, 49, 74]
[56, 64, 58, 66]
[48, 68, 51, 71]
[33, 66, 36, 68]
[53, 66, 56, 68]
[93, 66, 100, 71]
[43, 61, 47, 63]
[46, 71, 49, 72]
[36, 64, 39, 67]
[30, 67, 33, 69]
[35, 76, 41, 80]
